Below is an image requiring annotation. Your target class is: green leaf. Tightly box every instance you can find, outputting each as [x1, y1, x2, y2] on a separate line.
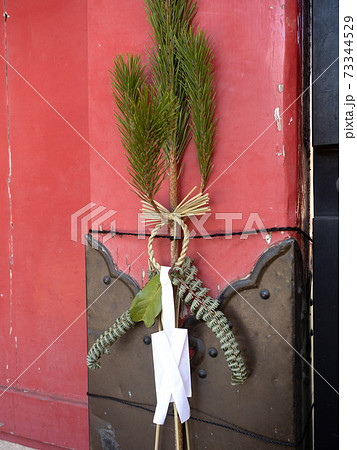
[129, 274, 162, 327]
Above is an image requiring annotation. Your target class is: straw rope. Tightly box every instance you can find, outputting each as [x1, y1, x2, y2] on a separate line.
[144, 187, 210, 270]
[148, 215, 190, 270]
[142, 187, 210, 226]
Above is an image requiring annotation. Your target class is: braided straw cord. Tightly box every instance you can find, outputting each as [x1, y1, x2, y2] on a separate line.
[172, 257, 247, 385]
[87, 309, 135, 369]
[148, 215, 190, 271]
[87, 216, 189, 369]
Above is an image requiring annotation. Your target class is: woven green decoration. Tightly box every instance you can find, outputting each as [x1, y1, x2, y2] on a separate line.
[87, 257, 247, 386]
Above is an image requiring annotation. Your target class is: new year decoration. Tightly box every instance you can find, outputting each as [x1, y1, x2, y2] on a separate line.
[87, 1, 247, 447]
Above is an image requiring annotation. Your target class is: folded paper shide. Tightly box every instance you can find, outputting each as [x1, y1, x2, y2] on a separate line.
[151, 267, 191, 425]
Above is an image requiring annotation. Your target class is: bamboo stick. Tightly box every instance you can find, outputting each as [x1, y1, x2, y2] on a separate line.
[154, 424, 160, 450]
[185, 421, 191, 450]
[169, 152, 184, 450]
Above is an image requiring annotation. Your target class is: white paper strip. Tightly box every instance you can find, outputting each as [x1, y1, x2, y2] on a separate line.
[151, 266, 191, 425]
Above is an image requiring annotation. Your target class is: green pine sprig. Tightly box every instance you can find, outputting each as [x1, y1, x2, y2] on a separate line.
[111, 1, 216, 202]
[145, 0, 197, 164]
[110, 54, 177, 202]
[176, 29, 216, 191]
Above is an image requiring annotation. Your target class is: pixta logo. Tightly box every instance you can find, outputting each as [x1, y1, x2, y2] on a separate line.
[71, 202, 117, 245]
[137, 212, 268, 240]
[72, 203, 269, 243]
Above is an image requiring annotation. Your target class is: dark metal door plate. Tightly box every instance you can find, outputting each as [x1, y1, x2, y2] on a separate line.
[86, 236, 312, 449]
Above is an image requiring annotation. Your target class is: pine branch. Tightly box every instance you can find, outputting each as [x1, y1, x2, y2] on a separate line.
[111, 55, 177, 201]
[176, 29, 216, 191]
[111, 54, 148, 145]
[145, 0, 197, 164]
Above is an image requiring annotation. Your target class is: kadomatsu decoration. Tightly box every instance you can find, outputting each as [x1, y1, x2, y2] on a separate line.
[87, 0, 247, 447]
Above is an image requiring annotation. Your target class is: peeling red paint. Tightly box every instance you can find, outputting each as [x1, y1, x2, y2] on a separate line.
[0, 1, 301, 448]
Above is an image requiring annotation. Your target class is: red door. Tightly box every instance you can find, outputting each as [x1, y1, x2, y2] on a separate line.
[0, 1, 308, 449]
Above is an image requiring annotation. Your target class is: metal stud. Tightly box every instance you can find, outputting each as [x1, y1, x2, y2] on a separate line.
[143, 336, 151, 345]
[260, 289, 270, 300]
[198, 368, 207, 379]
[103, 276, 111, 285]
[208, 347, 218, 358]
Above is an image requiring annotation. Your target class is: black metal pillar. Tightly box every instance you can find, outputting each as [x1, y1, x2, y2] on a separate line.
[312, 0, 339, 447]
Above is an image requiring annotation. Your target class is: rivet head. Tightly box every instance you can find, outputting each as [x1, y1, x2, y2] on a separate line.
[227, 320, 233, 329]
[208, 347, 218, 358]
[260, 289, 270, 300]
[143, 336, 151, 345]
[198, 368, 207, 379]
[103, 276, 111, 285]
